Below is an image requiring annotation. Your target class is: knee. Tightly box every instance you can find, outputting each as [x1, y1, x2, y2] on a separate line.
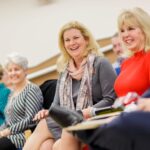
[40, 139, 54, 150]
[52, 139, 61, 150]
[61, 131, 77, 144]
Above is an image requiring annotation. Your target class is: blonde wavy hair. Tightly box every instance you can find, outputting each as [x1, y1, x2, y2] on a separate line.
[57, 21, 103, 72]
[117, 7, 150, 56]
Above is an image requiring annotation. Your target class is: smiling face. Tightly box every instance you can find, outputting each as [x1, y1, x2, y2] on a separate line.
[63, 28, 88, 61]
[120, 24, 145, 52]
[7, 63, 27, 86]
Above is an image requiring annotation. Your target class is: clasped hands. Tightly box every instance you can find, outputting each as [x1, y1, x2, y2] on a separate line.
[0, 128, 10, 138]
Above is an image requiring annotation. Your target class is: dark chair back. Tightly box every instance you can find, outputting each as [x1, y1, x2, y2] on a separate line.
[40, 79, 57, 109]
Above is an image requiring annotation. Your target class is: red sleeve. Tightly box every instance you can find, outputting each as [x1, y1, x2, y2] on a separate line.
[146, 51, 150, 83]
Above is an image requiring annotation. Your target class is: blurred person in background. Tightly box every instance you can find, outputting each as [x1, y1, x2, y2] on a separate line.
[111, 33, 126, 75]
[0, 65, 12, 126]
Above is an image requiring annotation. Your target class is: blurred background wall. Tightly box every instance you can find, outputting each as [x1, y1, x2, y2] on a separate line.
[0, 0, 149, 84]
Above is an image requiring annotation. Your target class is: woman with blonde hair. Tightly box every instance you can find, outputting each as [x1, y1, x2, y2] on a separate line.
[114, 7, 150, 97]
[24, 21, 117, 150]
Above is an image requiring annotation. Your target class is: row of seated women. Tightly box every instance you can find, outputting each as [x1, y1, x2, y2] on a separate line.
[23, 7, 150, 150]
[0, 6, 150, 150]
[24, 8, 150, 150]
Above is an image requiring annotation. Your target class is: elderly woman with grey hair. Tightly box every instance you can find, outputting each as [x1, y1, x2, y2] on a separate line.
[0, 53, 43, 150]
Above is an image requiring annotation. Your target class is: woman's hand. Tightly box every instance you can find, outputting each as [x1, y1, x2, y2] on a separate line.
[33, 109, 49, 121]
[82, 107, 93, 119]
[0, 128, 11, 138]
[138, 98, 150, 111]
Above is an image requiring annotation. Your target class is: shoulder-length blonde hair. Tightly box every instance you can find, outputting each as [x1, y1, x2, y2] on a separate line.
[117, 7, 150, 56]
[57, 21, 103, 72]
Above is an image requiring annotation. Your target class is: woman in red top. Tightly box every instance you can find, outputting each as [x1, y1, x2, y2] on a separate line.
[114, 7, 150, 97]
[82, 7, 150, 150]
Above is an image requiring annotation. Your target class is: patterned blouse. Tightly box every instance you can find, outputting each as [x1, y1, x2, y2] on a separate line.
[3, 82, 43, 148]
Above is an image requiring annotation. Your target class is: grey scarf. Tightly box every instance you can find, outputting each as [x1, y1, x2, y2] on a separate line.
[59, 54, 95, 110]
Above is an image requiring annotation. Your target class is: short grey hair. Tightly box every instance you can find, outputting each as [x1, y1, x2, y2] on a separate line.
[4, 52, 28, 70]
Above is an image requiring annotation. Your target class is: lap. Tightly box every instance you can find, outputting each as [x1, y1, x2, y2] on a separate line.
[0, 137, 17, 150]
[23, 119, 55, 150]
[46, 117, 62, 140]
[76, 111, 150, 150]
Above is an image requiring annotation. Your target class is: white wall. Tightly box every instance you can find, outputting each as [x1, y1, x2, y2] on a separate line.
[0, 0, 149, 67]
